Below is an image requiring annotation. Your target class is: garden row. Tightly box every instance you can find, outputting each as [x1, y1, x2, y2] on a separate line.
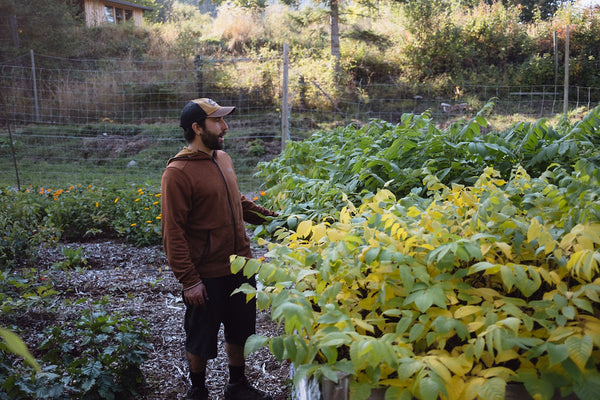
[233, 103, 600, 400]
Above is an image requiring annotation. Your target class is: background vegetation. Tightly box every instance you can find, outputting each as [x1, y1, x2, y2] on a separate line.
[1, 0, 599, 90]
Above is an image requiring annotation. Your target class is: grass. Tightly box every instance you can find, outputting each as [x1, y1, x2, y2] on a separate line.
[0, 121, 273, 193]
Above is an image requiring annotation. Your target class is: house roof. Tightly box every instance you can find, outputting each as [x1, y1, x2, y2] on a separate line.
[104, 0, 153, 11]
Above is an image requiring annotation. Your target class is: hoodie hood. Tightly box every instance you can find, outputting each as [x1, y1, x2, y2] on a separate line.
[166, 147, 213, 165]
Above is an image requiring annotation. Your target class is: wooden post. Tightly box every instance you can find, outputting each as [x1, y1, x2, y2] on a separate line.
[281, 44, 289, 151]
[553, 31, 558, 88]
[194, 55, 204, 97]
[563, 25, 570, 114]
[30, 49, 39, 122]
[7, 123, 21, 191]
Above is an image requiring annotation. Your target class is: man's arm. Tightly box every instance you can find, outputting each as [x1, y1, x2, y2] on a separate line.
[240, 193, 278, 225]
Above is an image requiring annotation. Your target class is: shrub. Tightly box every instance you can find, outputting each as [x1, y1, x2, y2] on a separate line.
[0, 188, 58, 269]
[237, 164, 600, 400]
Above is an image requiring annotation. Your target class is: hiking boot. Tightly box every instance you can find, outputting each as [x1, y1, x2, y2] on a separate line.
[224, 377, 273, 400]
[187, 385, 209, 400]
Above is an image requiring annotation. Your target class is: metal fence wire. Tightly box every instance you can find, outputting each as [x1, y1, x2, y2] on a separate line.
[1, 51, 599, 190]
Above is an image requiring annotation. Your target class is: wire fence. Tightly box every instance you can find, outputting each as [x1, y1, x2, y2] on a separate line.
[1, 51, 599, 192]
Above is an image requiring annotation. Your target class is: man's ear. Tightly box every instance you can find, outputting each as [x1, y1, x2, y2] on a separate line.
[192, 122, 203, 134]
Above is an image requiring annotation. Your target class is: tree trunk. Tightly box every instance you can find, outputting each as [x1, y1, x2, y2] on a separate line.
[330, 0, 340, 73]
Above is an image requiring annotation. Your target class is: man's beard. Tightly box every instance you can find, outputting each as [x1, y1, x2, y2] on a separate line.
[200, 131, 223, 150]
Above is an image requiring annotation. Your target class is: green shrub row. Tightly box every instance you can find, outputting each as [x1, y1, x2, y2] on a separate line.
[255, 103, 600, 232]
[236, 163, 600, 400]
[0, 184, 162, 269]
[237, 104, 600, 399]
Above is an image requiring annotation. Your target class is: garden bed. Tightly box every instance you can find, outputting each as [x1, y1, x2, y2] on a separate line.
[9, 235, 290, 400]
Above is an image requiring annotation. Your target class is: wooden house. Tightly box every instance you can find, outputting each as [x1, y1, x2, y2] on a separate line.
[81, 0, 152, 27]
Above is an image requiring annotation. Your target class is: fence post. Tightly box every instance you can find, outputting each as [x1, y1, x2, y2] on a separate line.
[30, 49, 39, 122]
[7, 123, 21, 191]
[563, 25, 570, 114]
[553, 31, 558, 87]
[194, 55, 204, 97]
[281, 44, 289, 150]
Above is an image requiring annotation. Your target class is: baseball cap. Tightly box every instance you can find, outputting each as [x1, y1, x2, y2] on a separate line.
[180, 98, 236, 129]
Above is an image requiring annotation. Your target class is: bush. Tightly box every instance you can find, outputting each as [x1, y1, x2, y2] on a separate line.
[237, 164, 600, 400]
[0, 189, 57, 269]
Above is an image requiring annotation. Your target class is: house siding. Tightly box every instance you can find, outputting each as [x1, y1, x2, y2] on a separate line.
[83, 0, 147, 27]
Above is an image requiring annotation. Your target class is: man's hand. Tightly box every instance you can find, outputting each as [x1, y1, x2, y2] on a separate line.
[184, 282, 209, 307]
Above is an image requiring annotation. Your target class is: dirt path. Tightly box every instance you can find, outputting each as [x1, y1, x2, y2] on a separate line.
[29, 236, 291, 400]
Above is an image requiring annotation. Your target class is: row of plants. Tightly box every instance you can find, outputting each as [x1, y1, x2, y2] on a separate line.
[0, 183, 163, 269]
[0, 295, 150, 399]
[2, 104, 598, 399]
[255, 103, 600, 232]
[0, 185, 157, 397]
[231, 105, 600, 399]
[236, 163, 600, 400]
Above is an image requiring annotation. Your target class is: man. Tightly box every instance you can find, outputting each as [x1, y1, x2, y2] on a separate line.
[161, 98, 277, 400]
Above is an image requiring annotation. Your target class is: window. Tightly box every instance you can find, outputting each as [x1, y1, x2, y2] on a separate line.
[104, 5, 114, 23]
[104, 4, 135, 24]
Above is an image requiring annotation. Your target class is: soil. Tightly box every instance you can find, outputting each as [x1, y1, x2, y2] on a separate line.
[13, 231, 291, 400]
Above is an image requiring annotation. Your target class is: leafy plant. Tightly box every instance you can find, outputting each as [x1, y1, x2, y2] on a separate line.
[255, 104, 600, 234]
[52, 246, 88, 271]
[1, 297, 152, 399]
[235, 164, 600, 400]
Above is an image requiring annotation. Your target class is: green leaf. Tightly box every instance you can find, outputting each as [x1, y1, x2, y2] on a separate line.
[479, 377, 506, 400]
[385, 387, 413, 400]
[230, 256, 246, 274]
[243, 258, 261, 276]
[546, 342, 569, 367]
[419, 375, 444, 400]
[270, 336, 285, 360]
[244, 334, 269, 358]
[574, 371, 600, 400]
[566, 335, 593, 371]
[0, 327, 41, 371]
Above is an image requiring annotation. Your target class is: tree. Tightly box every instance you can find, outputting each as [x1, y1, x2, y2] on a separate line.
[486, 0, 574, 21]
[0, 0, 82, 60]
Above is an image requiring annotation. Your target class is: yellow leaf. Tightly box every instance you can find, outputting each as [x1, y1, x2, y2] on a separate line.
[438, 354, 473, 376]
[464, 377, 486, 400]
[494, 242, 513, 260]
[297, 220, 313, 238]
[495, 349, 519, 363]
[426, 357, 452, 383]
[454, 305, 482, 319]
[444, 375, 467, 400]
[527, 219, 542, 244]
[352, 318, 375, 334]
[407, 206, 421, 218]
[313, 224, 327, 242]
[327, 228, 346, 242]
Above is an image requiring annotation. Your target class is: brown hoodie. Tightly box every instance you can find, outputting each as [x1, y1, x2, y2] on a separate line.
[160, 147, 276, 289]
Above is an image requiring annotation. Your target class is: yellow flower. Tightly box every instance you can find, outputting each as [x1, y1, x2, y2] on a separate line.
[135, 198, 140, 202]
[95, 202, 99, 208]
[146, 220, 152, 224]
[130, 223, 137, 227]
[114, 197, 120, 203]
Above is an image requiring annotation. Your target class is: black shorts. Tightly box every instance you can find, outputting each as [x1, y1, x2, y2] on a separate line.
[183, 273, 256, 360]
